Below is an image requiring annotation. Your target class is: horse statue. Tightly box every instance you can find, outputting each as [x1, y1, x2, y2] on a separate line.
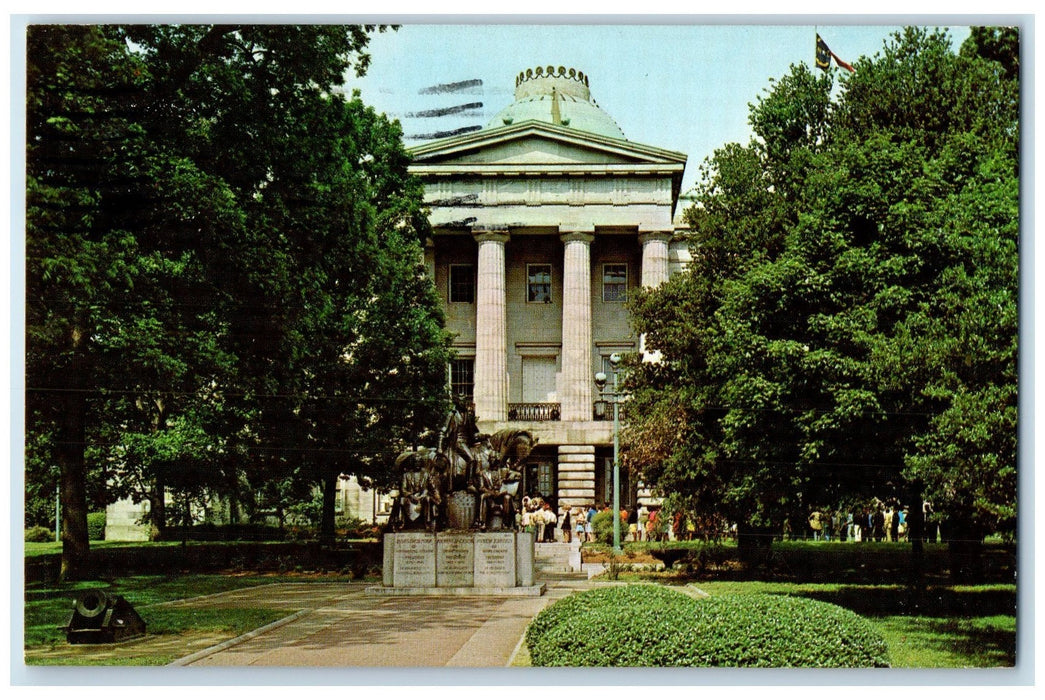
[388, 447, 449, 531]
[472, 429, 537, 530]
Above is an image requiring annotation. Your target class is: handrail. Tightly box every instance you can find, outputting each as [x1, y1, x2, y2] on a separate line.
[507, 403, 561, 421]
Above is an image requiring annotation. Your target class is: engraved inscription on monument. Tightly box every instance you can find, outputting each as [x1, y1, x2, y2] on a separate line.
[474, 531, 517, 587]
[393, 532, 436, 587]
[436, 533, 475, 587]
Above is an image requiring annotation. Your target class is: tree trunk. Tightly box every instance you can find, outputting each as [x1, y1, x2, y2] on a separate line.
[58, 324, 90, 581]
[319, 470, 338, 548]
[905, 479, 926, 603]
[146, 402, 169, 539]
[149, 476, 166, 538]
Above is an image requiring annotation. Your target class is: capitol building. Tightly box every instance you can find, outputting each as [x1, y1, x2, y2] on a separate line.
[105, 65, 691, 538]
[410, 65, 690, 513]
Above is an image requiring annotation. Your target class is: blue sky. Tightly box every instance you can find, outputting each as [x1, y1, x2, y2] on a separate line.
[346, 23, 972, 193]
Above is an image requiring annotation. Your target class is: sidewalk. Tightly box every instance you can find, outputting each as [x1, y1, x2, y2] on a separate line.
[170, 573, 598, 667]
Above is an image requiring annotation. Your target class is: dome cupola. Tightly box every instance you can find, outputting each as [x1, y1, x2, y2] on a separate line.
[486, 65, 626, 140]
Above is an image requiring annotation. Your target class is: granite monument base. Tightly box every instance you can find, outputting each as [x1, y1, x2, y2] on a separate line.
[366, 530, 545, 596]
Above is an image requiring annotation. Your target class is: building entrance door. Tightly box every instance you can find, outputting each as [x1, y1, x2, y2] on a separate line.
[523, 460, 556, 502]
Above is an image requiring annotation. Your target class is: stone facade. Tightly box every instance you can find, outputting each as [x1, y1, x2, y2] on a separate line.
[410, 66, 688, 511]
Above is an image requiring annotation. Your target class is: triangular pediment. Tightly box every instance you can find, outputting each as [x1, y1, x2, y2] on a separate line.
[409, 120, 686, 169]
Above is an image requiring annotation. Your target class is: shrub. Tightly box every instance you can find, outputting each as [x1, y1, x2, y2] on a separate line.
[87, 511, 106, 541]
[156, 524, 287, 542]
[527, 587, 890, 668]
[590, 510, 615, 545]
[336, 516, 381, 540]
[25, 525, 53, 542]
[526, 585, 692, 653]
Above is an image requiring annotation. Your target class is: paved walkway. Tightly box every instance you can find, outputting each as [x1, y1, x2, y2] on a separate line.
[168, 573, 600, 667]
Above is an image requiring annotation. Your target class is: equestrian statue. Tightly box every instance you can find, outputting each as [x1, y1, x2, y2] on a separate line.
[389, 396, 536, 532]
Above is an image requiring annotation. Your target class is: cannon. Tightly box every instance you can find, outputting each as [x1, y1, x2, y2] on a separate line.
[63, 589, 146, 644]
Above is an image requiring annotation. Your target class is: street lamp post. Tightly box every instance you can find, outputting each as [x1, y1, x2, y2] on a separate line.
[595, 353, 622, 555]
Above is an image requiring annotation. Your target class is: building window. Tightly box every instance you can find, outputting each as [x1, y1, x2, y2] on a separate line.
[527, 264, 552, 303]
[603, 264, 628, 302]
[449, 265, 475, 303]
[450, 358, 474, 400]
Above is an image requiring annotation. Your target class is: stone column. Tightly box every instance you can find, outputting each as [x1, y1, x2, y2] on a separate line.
[639, 231, 671, 289]
[638, 231, 672, 364]
[559, 231, 594, 422]
[474, 231, 509, 422]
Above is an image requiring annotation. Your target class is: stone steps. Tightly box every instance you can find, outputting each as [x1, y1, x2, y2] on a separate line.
[535, 541, 581, 573]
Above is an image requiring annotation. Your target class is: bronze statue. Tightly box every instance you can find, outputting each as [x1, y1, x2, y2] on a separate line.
[439, 394, 479, 493]
[472, 429, 534, 530]
[389, 447, 447, 531]
[390, 401, 536, 532]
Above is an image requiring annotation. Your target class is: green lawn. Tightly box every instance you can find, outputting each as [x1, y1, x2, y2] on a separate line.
[577, 540, 1017, 668]
[23, 574, 342, 665]
[25, 540, 1017, 668]
[514, 579, 1015, 668]
[686, 581, 1016, 667]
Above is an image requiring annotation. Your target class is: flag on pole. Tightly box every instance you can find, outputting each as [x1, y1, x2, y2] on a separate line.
[816, 34, 856, 73]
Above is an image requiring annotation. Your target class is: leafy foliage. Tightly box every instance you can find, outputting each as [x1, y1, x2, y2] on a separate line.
[25, 24, 451, 574]
[624, 27, 1018, 539]
[86, 512, 107, 541]
[526, 586, 889, 667]
[26, 526, 54, 543]
[588, 509, 616, 545]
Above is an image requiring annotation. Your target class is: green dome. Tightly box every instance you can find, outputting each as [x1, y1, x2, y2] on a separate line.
[486, 65, 626, 140]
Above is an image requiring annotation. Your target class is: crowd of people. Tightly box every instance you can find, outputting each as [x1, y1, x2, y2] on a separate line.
[519, 498, 611, 543]
[517, 495, 942, 545]
[517, 498, 718, 544]
[799, 499, 940, 543]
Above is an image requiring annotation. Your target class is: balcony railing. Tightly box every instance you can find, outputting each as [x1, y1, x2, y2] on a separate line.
[508, 403, 561, 422]
[593, 401, 627, 422]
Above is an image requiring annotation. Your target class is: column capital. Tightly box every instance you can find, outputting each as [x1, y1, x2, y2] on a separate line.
[638, 230, 672, 244]
[473, 229, 510, 244]
[560, 231, 595, 245]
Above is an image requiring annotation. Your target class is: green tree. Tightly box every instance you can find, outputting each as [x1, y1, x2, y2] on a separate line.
[248, 91, 450, 545]
[26, 24, 450, 576]
[624, 27, 1018, 558]
[27, 25, 163, 577]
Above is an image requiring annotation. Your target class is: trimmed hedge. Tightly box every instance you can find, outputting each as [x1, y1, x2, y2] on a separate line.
[156, 524, 287, 542]
[25, 541, 382, 584]
[527, 585, 890, 668]
[525, 584, 690, 652]
[87, 511, 106, 541]
[25, 526, 53, 543]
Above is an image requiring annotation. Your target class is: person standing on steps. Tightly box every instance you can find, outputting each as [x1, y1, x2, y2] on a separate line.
[541, 501, 556, 543]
